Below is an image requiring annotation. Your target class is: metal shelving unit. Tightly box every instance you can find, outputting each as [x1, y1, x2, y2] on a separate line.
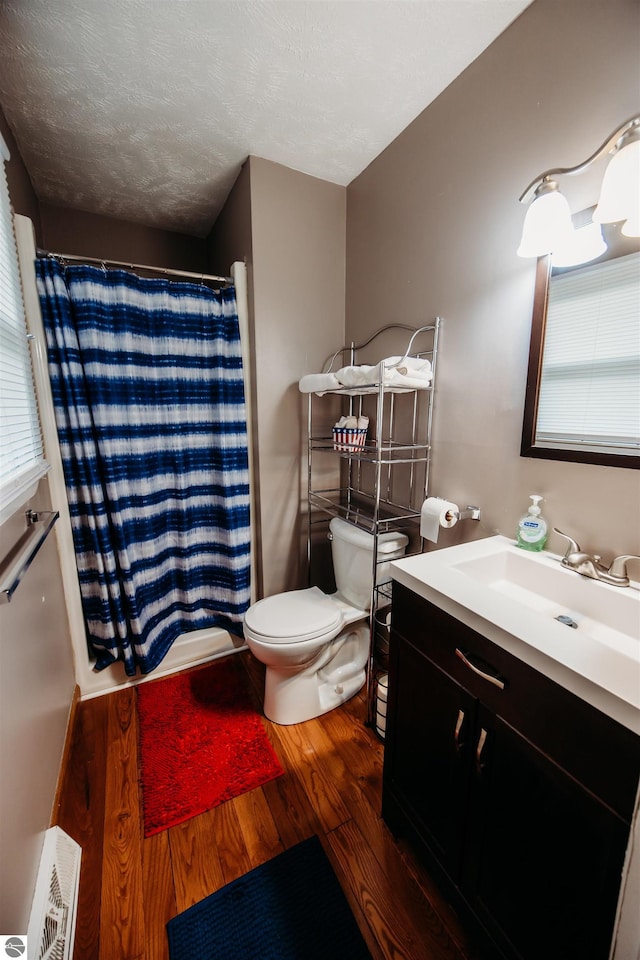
[305, 319, 441, 729]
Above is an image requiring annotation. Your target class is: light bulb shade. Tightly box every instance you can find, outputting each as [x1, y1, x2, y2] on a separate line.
[593, 138, 640, 225]
[551, 221, 607, 267]
[517, 187, 574, 258]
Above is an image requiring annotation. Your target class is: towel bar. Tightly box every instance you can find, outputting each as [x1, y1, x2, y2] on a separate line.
[0, 510, 60, 604]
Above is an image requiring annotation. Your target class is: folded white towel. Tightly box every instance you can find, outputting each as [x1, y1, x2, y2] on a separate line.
[298, 372, 341, 394]
[334, 363, 381, 387]
[384, 376, 432, 391]
[335, 356, 432, 390]
[383, 355, 432, 380]
[299, 356, 432, 394]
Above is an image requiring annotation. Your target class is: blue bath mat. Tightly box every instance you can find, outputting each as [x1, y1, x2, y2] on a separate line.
[166, 835, 372, 960]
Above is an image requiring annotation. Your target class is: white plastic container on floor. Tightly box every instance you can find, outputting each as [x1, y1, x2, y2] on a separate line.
[376, 673, 388, 739]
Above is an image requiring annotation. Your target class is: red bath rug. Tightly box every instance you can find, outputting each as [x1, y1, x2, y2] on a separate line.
[137, 657, 283, 836]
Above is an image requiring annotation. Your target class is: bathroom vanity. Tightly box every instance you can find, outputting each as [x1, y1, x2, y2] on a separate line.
[384, 537, 640, 960]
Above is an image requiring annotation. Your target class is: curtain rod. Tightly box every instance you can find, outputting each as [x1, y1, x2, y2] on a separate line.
[36, 248, 233, 286]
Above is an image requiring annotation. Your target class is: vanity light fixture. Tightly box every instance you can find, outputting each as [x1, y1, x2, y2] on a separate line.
[517, 115, 640, 260]
[516, 179, 573, 258]
[593, 123, 640, 234]
[550, 221, 607, 268]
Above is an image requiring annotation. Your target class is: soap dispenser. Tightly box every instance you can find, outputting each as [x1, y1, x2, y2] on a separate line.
[517, 495, 548, 551]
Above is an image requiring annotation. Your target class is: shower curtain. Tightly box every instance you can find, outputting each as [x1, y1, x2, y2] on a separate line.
[35, 259, 251, 676]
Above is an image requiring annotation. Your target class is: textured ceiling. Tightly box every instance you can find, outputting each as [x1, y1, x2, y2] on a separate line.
[0, 1, 530, 238]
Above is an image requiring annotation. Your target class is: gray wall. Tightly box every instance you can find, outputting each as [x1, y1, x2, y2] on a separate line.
[0, 109, 76, 932]
[208, 157, 346, 597]
[40, 202, 207, 272]
[206, 159, 253, 277]
[346, 0, 640, 558]
[205, 161, 265, 592]
[0, 505, 74, 931]
[0, 110, 40, 235]
[248, 158, 346, 596]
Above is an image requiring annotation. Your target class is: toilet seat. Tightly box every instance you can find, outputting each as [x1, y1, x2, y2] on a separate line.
[244, 586, 341, 644]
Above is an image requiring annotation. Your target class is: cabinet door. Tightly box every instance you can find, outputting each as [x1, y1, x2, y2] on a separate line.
[386, 634, 477, 880]
[466, 710, 630, 960]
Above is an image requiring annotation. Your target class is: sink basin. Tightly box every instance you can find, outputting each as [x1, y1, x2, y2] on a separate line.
[451, 547, 639, 660]
[391, 536, 640, 730]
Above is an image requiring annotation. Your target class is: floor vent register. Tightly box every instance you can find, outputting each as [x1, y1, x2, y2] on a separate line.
[27, 826, 81, 960]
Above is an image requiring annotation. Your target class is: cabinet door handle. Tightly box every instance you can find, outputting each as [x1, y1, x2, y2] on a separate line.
[454, 708, 465, 752]
[475, 727, 488, 774]
[455, 648, 505, 691]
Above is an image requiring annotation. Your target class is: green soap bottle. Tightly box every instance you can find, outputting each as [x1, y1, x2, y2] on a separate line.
[516, 495, 548, 551]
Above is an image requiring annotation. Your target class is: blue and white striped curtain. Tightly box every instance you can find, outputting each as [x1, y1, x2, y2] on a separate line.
[36, 259, 251, 676]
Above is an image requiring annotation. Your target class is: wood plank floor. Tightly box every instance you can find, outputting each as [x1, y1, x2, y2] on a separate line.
[54, 652, 482, 960]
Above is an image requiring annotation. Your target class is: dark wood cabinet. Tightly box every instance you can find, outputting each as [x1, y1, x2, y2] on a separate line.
[465, 710, 631, 960]
[389, 633, 476, 880]
[383, 582, 640, 960]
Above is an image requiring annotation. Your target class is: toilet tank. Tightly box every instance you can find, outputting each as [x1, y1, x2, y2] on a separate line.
[329, 517, 409, 611]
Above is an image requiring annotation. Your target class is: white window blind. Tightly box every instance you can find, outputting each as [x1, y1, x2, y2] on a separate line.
[0, 135, 48, 522]
[535, 251, 640, 457]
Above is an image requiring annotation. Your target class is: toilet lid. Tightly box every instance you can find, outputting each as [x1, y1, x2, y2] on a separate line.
[244, 587, 341, 643]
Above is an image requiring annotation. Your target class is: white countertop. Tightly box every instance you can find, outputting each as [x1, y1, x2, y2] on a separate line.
[391, 536, 640, 735]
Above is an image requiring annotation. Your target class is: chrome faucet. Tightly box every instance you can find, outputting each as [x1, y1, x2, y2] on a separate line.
[553, 529, 640, 588]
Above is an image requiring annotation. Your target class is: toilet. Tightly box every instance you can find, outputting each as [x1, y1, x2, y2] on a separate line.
[243, 516, 409, 724]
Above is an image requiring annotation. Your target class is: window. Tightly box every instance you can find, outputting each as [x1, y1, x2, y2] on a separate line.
[521, 229, 640, 469]
[536, 253, 639, 453]
[0, 134, 48, 523]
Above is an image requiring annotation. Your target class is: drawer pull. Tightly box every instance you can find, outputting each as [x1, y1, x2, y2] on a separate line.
[455, 648, 505, 690]
[454, 708, 465, 752]
[476, 727, 488, 774]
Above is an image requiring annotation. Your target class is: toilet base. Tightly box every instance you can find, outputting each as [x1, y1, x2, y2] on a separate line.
[263, 666, 366, 725]
[246, 619, 371, 726]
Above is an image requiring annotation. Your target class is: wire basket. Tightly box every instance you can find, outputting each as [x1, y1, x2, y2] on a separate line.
[332, 426, 367, 452]
[374, 605, 391, 669]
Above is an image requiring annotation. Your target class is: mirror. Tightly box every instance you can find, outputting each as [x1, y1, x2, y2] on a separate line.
[521, 215, 640, 469]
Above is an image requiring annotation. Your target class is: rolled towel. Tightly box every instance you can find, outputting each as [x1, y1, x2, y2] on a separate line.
[383, 356, 432, 389]
[335, 357, 432, 388]
[335, 416, 358, 428]
[335, 415, 369, 430]
[298, 372, 341, 394]
[383, 356, 432, 380]
[335, 363, 381, 386]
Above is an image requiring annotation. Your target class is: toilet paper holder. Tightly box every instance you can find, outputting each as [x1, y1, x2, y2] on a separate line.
[448, 505, 481, 522]
[420, 497, 481, 544]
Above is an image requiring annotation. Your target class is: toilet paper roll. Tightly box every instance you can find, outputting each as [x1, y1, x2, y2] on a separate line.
[420, 498, 459, 543]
